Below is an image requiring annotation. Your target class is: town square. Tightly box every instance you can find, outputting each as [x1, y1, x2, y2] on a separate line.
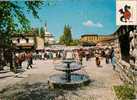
[0, 0, 137, 100]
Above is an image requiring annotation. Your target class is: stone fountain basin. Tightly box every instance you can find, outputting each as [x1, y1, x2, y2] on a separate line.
[55, 63, 82, 72]
[48, 73, 90, 89]
[62, 59, 76, 64]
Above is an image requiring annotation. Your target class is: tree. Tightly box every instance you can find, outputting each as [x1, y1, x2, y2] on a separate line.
[0, 1, 45, 72]
[40, 27, 45, 38]
[69, 39, 80, 46]
[59, 34, 65, 44]
[0, 1, 44, 46]
[59, 24, 72, 45]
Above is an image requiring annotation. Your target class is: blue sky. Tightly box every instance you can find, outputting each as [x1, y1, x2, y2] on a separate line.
[28, 0, 116, 40]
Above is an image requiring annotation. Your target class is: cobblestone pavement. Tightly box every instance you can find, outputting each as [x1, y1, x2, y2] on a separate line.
[0, 58, 122, 100]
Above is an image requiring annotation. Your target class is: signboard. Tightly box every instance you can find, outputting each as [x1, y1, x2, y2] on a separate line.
[116, 0, 137, 25]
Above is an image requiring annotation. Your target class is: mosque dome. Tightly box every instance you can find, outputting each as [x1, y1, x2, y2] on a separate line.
[44, 23, 55, 44]
[45, 31, 53, 37]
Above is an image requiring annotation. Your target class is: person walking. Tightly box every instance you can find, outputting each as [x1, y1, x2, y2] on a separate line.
[95, 54, 101, 67]
[85, 50, 89, 61]
[105, 48, 110, 64]
[78, 50, 83, 65]
[79, 54, 83, 65]
[26, 51, 32, 69]
[110, 47, 115, 70]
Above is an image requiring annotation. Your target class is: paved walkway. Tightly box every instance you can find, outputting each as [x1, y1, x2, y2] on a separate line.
[82, 58, 123, 100]
[0, 58, 122, 100]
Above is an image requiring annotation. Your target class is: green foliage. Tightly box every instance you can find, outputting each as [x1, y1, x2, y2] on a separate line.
[59, 24, 72, 46]
[114, 84, 136, 100]
[40, 27, 45, 38]
[69, 39, 80, 46]
[0, 1, 44, 45]
[33, 27, 45, 38]
[59, 34, 65, 44]
[59, 24, 80, 46]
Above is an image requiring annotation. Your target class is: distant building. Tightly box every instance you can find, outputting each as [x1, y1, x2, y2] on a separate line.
[11, 23, 56, 50]
[36, 37, 44, 50]
[80, 34, 114, 44]
[12, 34, 35, 50]
[12, 33, 46, 51]
[44, 23, 55, 45]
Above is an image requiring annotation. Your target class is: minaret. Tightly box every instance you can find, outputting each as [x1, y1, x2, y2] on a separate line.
[44, 22, 48, 34]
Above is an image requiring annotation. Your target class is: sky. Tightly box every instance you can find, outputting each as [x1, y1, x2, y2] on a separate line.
[27, 0, 116, 40]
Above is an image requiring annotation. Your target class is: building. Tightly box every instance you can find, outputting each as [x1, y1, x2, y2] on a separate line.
[44, 24, 55, 45]
[113, 25, 137, 62]
[11, 23, 56, 50]
[12, 33, 46, 51]
[12, 34, 35, 50]
[80, 34, 114, 44]
[36, 37, 45, 50]
[113, 26, 137, 87]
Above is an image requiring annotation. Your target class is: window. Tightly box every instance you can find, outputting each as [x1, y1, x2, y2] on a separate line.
[26, 38, 29, 43]
[17, 38, 20, 43]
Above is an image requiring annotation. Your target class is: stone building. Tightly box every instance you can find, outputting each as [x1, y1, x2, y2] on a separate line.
[11, 23, 56, 50]
[36, 37, 44, 50]
[12, 34, 35, 50]
[80, 34, 114, 44]
[113, 25, 137, 88]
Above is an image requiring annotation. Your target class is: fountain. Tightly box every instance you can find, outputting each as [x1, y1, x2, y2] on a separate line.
[48, 50, 90, 89]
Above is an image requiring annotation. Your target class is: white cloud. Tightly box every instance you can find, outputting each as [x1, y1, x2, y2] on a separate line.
[83, 20, 93, 27]
[83, 20, 103, 28]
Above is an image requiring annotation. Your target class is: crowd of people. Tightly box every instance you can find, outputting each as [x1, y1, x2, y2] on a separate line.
[14, 48, 94, 69]
[12, 46, 117, 71]
[15, 51, 33, 69]
[95, 47, 116, 70]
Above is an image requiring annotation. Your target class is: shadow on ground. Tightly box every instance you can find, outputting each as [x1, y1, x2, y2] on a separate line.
[0, 75, 14, 79]
[0, 70, 11, 74]
[0, 76, 98, 100]
[0, 82, 66, 100]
